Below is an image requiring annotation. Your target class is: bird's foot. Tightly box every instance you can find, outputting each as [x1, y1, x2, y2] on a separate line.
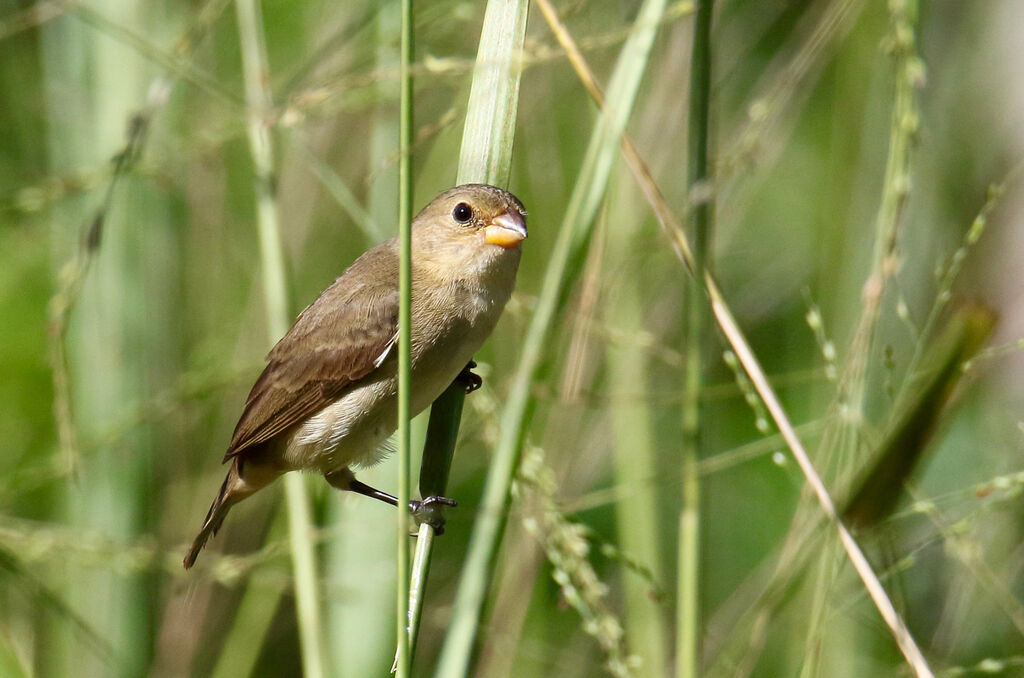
[339, 475, 457, 534]
[456, 360, 482, 393]
[409, 495, 457, 535]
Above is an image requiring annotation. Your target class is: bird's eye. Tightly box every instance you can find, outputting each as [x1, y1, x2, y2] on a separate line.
[452, 202, 473, 224]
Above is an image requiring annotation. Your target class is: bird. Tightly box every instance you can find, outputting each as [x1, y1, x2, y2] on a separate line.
[183, 184, 527, 568]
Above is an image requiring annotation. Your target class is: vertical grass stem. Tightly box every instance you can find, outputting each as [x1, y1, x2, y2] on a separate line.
[678, 1, 712, 676]
[395, 0, 414, 675]
[233, 1, 325, 675]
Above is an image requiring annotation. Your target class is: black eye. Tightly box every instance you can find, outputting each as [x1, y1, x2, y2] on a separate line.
[452, 202, 473, 223]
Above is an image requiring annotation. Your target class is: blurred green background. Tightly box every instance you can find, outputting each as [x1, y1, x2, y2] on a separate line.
[2, 0, 1024, 676]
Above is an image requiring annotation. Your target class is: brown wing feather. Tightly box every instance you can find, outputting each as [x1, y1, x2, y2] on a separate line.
[223, 243, 399, 461]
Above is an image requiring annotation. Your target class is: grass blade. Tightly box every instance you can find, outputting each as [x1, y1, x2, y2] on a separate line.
[843, 304, 996, 528]
[454, 0, 530, 188]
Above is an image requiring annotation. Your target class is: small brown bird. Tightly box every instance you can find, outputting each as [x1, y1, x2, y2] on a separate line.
[184, 184, 527, 568]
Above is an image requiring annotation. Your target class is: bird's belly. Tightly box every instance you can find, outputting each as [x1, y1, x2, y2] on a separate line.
[283, 379, 396, 472]
[282, 313, 496, 474]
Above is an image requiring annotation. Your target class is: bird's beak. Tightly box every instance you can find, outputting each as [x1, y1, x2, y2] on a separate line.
[483, 210, 528, 248]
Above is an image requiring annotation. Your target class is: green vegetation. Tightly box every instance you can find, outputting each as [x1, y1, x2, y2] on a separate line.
[2, 1, 1023, 677]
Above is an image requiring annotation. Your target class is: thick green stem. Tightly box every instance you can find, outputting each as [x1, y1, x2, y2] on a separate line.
[678, 1, 712, 676]
[400, 380, 465, 667]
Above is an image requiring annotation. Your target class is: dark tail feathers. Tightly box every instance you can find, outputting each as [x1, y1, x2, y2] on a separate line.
[183, 465, 236, 569]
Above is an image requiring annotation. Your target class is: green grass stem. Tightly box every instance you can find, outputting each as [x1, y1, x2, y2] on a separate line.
[678, 1, 713, 675]
[40, 4, 165, 673]
[395, 0, 414, 674]
[835, 0, 921, 422]
[325, 4, 401, 673]
[606, 181, 668, 676]
[233, 0, 326, 675]
[209, 516, 288, 678]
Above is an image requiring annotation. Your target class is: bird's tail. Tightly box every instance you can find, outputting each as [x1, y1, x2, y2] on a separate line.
[183, 461, 241, 569]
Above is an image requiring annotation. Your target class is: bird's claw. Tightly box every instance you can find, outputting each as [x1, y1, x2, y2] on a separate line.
[456, 360, 482, 393]
[409, 495, 457, 535]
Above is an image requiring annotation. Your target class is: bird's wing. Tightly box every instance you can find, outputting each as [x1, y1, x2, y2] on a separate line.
[223, 248, 399, 461]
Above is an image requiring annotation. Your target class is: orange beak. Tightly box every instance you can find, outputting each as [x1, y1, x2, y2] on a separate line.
[483, 210, 528, 248]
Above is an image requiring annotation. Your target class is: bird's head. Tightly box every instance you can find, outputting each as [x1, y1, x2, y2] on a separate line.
[413, 184, 528, 259]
